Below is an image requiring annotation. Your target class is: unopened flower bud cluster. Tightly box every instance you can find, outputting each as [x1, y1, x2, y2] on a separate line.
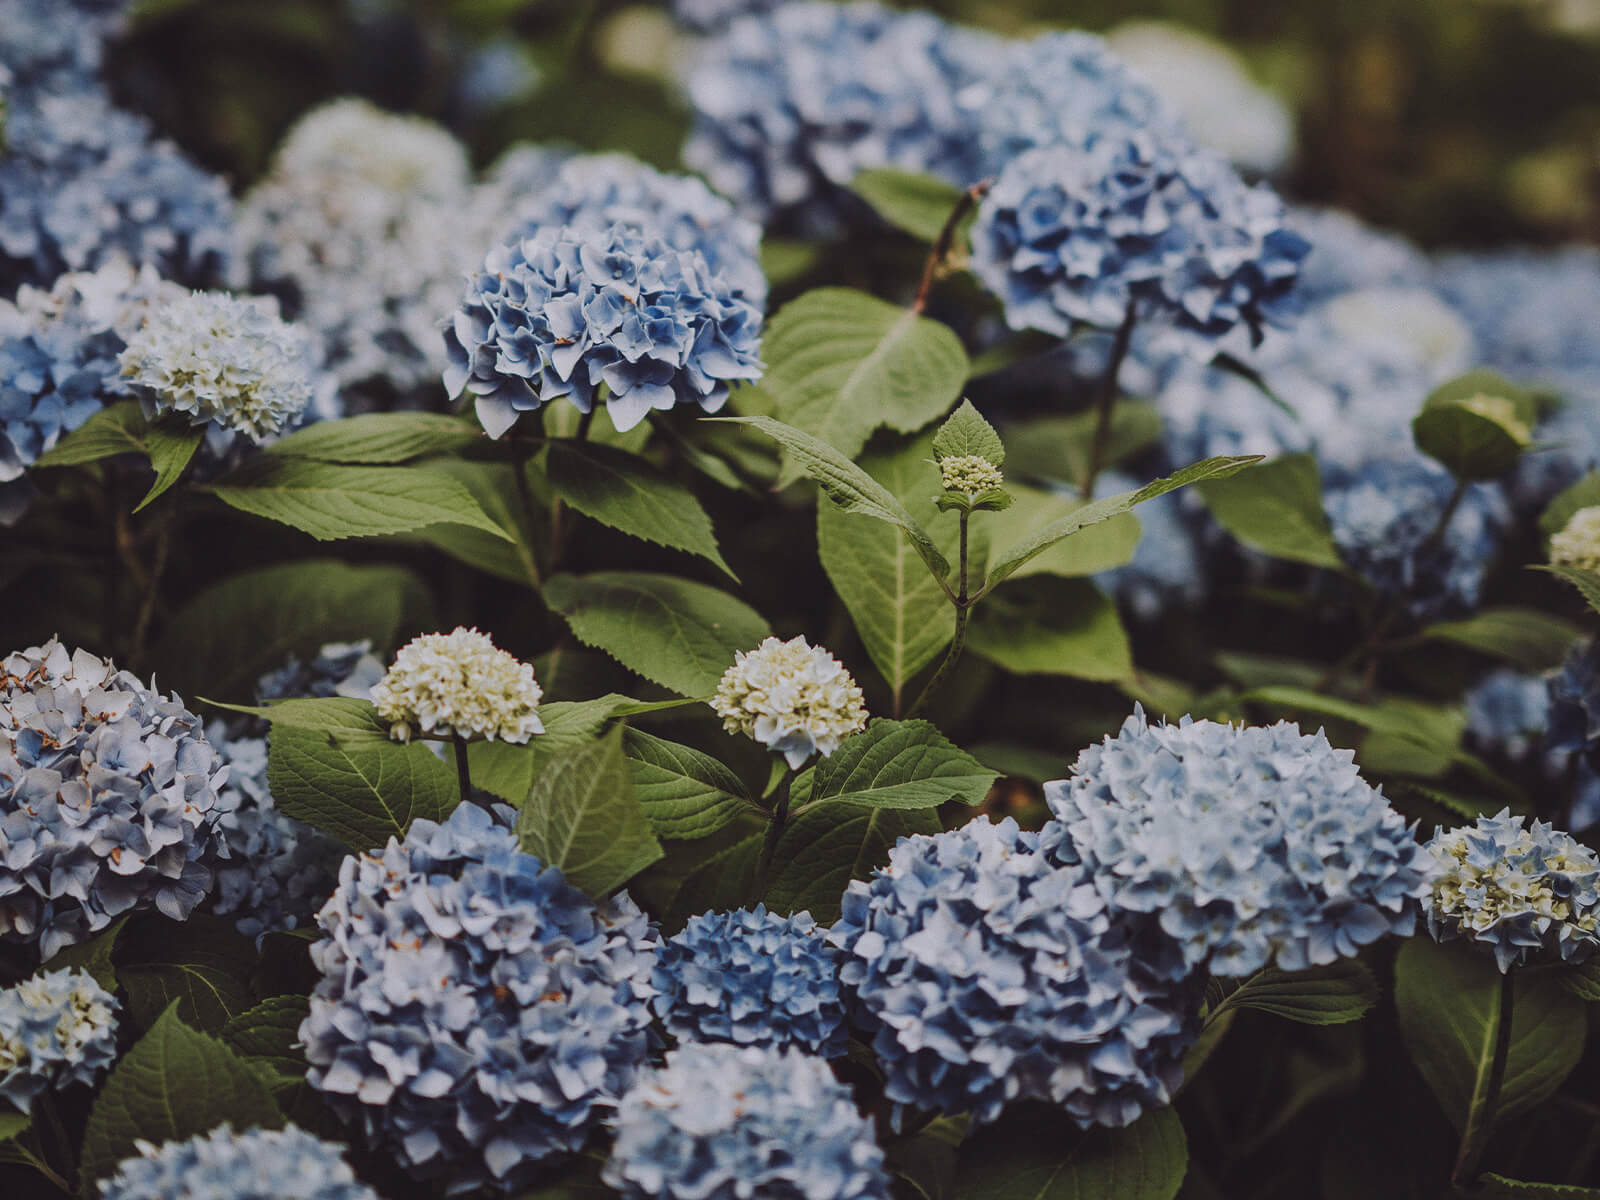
[1551, 506, 1600, 571]
[711, 636, 867, 768]
[371, 626, 544, 744]
[938, 453, 1004, 495]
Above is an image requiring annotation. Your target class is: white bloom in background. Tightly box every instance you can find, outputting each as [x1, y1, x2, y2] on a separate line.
[938, 454, 1004, 495]
[270, 98, 470, 199]
[119, 290, 315, 440]
[371, 627, 544, 745]
[711, 636, 867, 768]
[1552, 506, 1600, 570]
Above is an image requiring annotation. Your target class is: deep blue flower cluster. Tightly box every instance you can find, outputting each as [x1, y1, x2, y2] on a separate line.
[300, 802, 658, 1193]
[1046, 709, 1432, 977]
[0, 966, 119, 1111]
[829, 816, 1199, 1128]
[603, 1042, 890, 1200]
[99, 1123, 379, 1200]
[651, 906, 847, 1056]
[444, 221, 763, 437]
[0, 638, 228, 959]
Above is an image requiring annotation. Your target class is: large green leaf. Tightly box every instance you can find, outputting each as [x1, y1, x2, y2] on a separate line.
[467, 695, 645, 803]
[135, 419, 204, 511]
[264, 412, 483, 462]
[799, 719, 996, 812]
[33, 401, 147, 467]
[763, 800, 941, 923]
[1423, 607, 1585, 672]
[849, 169, 966, 242]
[623, 729, 754, 839]
[932, 399, 1005, 465]
[542, 572, 771, 698]
[1210, 960, 1380, 1026]
[208, 459, 513, 542]
[955, 1105, 1188, 1200]
[410, 458, 542, 588]
[1412, 404, 1526, 481]
[1394, 937, 1586, 1133]
[546, 441, 734, 578]
[78, 1004, 284, 1196]
[221, 995, 312, 1087]
[517, 727, 663, 898]
[760, 288, 968, 468]
[968, 577, 1133, 682]
[1537, 565, 1600, 618]
[118, 915, 259, 1033]
[1194, 453, 1344, 569]
[974, 487, 1141, 579]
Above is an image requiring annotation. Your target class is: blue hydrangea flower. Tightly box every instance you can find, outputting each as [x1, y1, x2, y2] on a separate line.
[1466, 669, 1552, 764]
[255, 640, 383, 706]
[1425, 809, 1600, 972]
[1094, 473, 1208, 622]
[1288, 208, 1431, 305]
[1548, 641, 1600, 765]
[671, 0, 783, 35]
[99, 1123, 379, 1200]
[0, 967, 118, 1111]
[300, 802, 658, 1192]
[829, 816, 1200, 1128]
[444, 221, 763, 437]
[0, 0, 126, 90]
[604, 1042, 890, 1200]
[651, 906, 847, 1056]
[1045, 709, 1432, 978]
[0, 638, 229, 959]
[970, 136, 1309, 354]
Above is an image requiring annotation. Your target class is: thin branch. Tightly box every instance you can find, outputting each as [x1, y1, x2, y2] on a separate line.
[912, 180, 993, 314]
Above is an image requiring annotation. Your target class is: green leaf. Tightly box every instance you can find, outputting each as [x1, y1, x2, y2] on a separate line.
[150, 560, 427, 702]
[516, 726, 663, 898]
[668, 830, 765, 925]
[1394, 937, 1587, 1133]
[0, 1111, 29, 1146]
[467, 696, 642, 803]
[802, 719, 997, 812]
[208, 459, 513, 542]
[955, 1105, 1188, 1200]
[1194, 453, 1344, 569]
[1540, 471, 1600, 539]
[1536, 564, 1600, 618]
[715, 414, 950, 579]
[983, 456, 1261, 591]
[1001, 404, 1163, 487]
[409, 459, 542, 588]
[263, 412, 483, 462]
[33, 401, 146, 467]
[1210, 961, 1380, 1025]
[545, 441, 735, 578]
[932, 399, 1005, 466]
[973, 488, 1141, 579]
[1557, 956, 1600, 1002]
[220, 995, 311, 1086]
[1429, 368, 1540, 426]
[39, 916, 127, 990]
[1412, 404, 1525, 481]
[1423, 607, 1585, 672]
[968, 577, 1132, 682]
[263, 698, 459, 851]
[543, 572, 771, 698]
[849, 169, 966, 242]
[763, 801, 940, 923]
[760, 288, 969, 469]
[622, 729, 753, 839]
[134, 420, 203, 511]
[78, 1003, 284, 1196]
[1478, 1175, 1600, 1197]
[118, 915, 258, 1033]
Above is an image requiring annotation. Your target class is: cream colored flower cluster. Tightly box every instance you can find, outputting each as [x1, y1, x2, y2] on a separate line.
[938, 454, 1004, 495]
[371, 627, 544, 745]
[1550, 505, 1600, 571]
[711, 636, 867, 768]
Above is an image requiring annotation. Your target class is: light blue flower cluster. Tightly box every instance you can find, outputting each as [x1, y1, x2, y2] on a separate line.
[255, 639, 383, 706]
[651, 906, 847, 1056]
[0, 0, 126, 88]
[604, 1042, 890, 1200]
[1548, 641, 1600, 765]
[829, 816, 1199, 1128]
[300, 802, 658, 1192]
[444, 221, 763, 437]
[1046, 709, 1432, 977]
[671, 0, 783, 34]
[971, 137, 1309, 353]
[1466, 669, 1552, 763]
[1425, 810, 1600, 972]
[0, 638, 228, 959]
[99, 1123, 379, 1200]
[1288, 208, 1431, 305]
[0, 967, 118, 1111]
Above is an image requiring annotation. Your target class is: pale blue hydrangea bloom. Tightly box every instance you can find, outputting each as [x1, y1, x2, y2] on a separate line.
[0, 0, 126, 89]
[1466, 669, 1552, 764]
[604, 1042, 890, 1200]
[444, 221, 763, 437]
[1425, 809, 1600, 972]
[255, 640, 383, 706]
[971, 136, 1308, 354]
[652, 906, 847, 1056]
[301, 802, 658, 1192]
[829, 816, 1200, 1128]
[99, 1123, 379, 1200]
[671, 0, 783, 34]
[0, 967, 118, 1111]
[1548, 642, 1600, 765]
[0, 638, 228, 959]
[1287, 208, 1431, 305]
[1046, 709, 1432, 977]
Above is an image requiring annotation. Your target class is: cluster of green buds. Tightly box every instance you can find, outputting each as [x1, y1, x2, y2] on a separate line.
[932, 400, 1010, 513]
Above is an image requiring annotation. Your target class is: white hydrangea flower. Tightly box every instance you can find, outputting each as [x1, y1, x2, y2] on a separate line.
[711, 636, 867, 768]
[270, 98, 471, 199]
[371, 627, 544, 745]
[1457, 394, 1532, 446]
[1551, 505, 1600, 570]
[119, 291, 316, 440]
[938, 454, 1003, 495]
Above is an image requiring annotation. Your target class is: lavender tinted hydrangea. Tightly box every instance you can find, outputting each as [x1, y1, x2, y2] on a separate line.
[829, 816, 1200, 1128]
[605, 1042, 889, 1200]
[300, 802, 658, 1192]
[651, 906, 847, 1056]
[1548, 641, 1600, 765]
[1045, 709, 1432, 977]
[0, 638, 228, 959]
[445, 222, 763, 436]
[0, 967, 118, 1111]
[99, 1124, 379, 1200]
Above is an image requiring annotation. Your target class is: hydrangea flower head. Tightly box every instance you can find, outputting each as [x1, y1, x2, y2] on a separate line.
[0, 967, 118, 1111]
[444, 222, 763, 436]
[939, 454, 1003, 495]
[1551, 506, 1600, 571]
[119, 291, 316, 442]
[370, 627, 543, 745]
[1466, 669, 1551, 764]
[99, 1124, 379, 1200]
[269, 98, 471, 199]
[1548, 641, 1600, 763]
[1425, 810, 1600, 972]
[830, 816, 1199, 1127]
[301, 802, 658, 1191]
[0, 0, 126, 88]
[651, 906, 847, 1056]
[1045, 708, 1432, 977]
[0, 638, 228, 957]
[604, 1042, 890, 1200]
[1288, 208, 1430, 305]
[711, 636, 867, 768]
[255, 640, 383, 706]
